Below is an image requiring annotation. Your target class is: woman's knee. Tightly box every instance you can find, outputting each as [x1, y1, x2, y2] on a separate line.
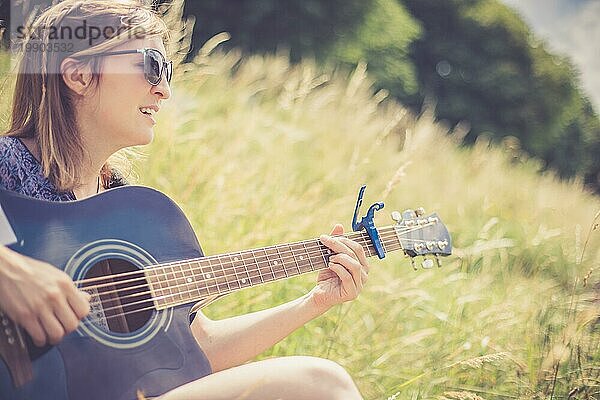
[294, 356, 362, 399]
[156, 356, 362, 400]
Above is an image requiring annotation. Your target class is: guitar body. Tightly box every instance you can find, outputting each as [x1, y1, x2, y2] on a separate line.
[0, 186, 212, 400]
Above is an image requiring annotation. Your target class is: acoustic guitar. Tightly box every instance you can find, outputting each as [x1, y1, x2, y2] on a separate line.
[0, 185, 451, 400]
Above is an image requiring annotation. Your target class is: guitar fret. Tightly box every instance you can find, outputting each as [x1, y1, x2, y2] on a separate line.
[166, 265, 179, 304]
[186, 262, 205, 298]
[315, 239, 329, 269]
[264, 247, 284, 280]
[356, 232, 374, 257]
[287, 244, 302, 275]
[225, 254, 244, 289]
[217, 257, 232, 293]
[235, 253, 256, 286]
[291, 242, 312, 274]
[205, 257, 219, 294]
[274, 246, 289, 278]
[200, 258, 216, 295]
[380, 233, 388, 254]
[243, 250, 264, 284]
[301, 241, 316, 271]
[177, 263, 191, 301]
[145, 267, 167, 308]
[217, 255, 240, 292]
[239, 255, 252, 286]
[182, 264, 194, 302]
[252, 248, 272, 282]
[228, 255, 243, 290]
[210, 257, 228, 294]
[175, 264, 188, 303]
[163, 264, 185, 307]
[190, 261, 208, 298]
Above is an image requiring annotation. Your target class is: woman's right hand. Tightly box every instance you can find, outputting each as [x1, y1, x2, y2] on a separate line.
[0, 246, 90, 346]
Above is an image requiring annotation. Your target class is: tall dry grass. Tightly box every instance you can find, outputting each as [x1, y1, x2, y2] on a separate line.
[1, 43, 598, 398]
[138, 47, 599, 399]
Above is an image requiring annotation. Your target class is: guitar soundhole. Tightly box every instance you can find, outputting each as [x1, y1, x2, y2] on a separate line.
[81, 258, 153, 334]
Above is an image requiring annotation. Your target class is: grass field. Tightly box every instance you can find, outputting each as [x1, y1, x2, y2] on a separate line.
[1, 47, 599, 399]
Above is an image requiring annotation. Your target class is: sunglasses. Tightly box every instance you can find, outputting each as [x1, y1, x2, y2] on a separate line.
[81, 48, 172, 86]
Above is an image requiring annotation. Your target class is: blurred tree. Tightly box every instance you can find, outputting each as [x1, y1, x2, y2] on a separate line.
[399, 0, 600, 190]
[172, 0, 421, 107]
[173, 0, 420, 98]
[179, 0, 375, 61]
[329, 0, 421, 100]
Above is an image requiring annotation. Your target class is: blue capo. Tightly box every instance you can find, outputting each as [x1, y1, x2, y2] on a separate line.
[352, 185, 385, 259]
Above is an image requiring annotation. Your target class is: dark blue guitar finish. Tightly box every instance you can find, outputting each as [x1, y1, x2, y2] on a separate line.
[0, 186, 212, 400]
[0, 185, 452, 400]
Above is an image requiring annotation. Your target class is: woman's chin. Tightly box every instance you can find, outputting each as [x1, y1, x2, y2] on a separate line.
[140, 132, 154, 145]
[131, 130, 154, 146]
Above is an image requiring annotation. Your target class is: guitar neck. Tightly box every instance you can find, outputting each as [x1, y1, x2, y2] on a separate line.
[145, 226, 402, 310]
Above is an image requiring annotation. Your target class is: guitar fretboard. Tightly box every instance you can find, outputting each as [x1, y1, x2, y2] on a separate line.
[145, 226, 402, 310]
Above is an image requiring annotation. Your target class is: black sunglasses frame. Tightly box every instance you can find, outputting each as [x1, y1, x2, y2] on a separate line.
[78, 48, 172, 86]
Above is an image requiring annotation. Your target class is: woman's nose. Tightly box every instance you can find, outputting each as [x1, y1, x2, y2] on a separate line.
[151, 74, 171, 100]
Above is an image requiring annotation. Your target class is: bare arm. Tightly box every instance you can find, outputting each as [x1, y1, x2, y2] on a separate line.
[191, 292, 327, 373]
[191, 224, 370, 372]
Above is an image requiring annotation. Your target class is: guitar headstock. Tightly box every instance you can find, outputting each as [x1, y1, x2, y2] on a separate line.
[391, 208, 452, 269]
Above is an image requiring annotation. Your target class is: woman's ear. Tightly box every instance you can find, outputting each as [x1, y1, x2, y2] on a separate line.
[60, 58, 94, 95]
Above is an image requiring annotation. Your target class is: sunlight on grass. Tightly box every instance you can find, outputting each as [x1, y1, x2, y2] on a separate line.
[1, 46, 598, 398]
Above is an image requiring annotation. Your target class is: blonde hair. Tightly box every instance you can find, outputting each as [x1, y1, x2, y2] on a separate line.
[4, 0, 169, 192]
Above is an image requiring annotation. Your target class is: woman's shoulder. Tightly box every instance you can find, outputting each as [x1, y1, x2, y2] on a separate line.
[0, 136, 35, 164]
[0, 135, 23, 156]
[0, 136, 74, 201]
[0, 136, 39, 190]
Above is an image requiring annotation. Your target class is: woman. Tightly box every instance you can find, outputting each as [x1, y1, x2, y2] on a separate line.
[0, 1, 368, 399]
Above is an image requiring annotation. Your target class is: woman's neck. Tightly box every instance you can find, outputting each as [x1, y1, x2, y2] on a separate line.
[72, 176, 102, 200]
[19, 137, 107, 200]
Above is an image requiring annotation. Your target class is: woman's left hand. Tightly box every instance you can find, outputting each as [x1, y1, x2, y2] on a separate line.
[308, 224, 370, 311]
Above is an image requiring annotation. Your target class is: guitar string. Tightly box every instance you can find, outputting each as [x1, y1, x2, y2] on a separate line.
[79, 224, 439, 298]
[84, 233, 420, 314]
[80, 232, 410, 309]
[79, 241, 421, 328]
[75, 226, 400, 285]
[86, 236, 444, 317]
[78, 227, 415, 292]
[77, 223, 438, 291]
[85, 233, 434, 317]
[79, 226, 443, 306]
[83, 236, 413, 312]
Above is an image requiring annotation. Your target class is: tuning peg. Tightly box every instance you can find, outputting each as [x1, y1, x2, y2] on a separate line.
[402, 209, 416, 220]
[410, 257, 417, 271]
[415, 207, 426, 217]
[435, 254, 442, 268]
[391, 211, 402, 223]
[422, 257, 434, 269]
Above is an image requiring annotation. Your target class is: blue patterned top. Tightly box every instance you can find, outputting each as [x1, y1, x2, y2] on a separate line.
[0, 136, 126, 201]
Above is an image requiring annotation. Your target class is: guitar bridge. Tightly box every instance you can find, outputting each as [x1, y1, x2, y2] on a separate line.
[0, 310, 33, 387]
